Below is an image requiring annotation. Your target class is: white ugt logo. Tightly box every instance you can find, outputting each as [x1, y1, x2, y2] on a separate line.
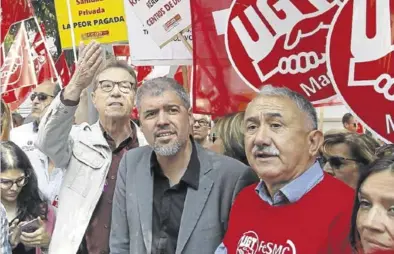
[348, 0, 394, 101]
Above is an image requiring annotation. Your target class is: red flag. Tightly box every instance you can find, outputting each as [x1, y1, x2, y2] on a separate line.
[0, 23, 36, 93]
[1, 0, 33, 43]
[112, 44, 130, 59]
[32, 24, 56, 84]
[55, 52, 71, 87]
[135, 66, 153, 85]
[7, 85, 35, 111]
[191, 0, 257, 116]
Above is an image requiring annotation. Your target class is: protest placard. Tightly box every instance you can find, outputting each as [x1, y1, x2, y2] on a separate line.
[55, 0, 128, 48]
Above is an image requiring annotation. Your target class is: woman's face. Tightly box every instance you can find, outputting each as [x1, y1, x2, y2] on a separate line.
[323, 143, 360, 189]
[357, 170, 394, 254]
[0, 169, 27, 202]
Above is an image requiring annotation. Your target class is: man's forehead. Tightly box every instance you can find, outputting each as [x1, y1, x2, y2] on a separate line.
[98, 67, 135, 82]
[141, 91, 184, 110]
[193, 114, 209, 120]
[34, 81, 55, 93]
[245, 95, 295, 118]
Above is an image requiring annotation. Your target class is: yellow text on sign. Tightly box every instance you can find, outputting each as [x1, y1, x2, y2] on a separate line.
[55, 0, 128, 49]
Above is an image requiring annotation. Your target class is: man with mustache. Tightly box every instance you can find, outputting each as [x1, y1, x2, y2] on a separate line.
[36, 41, 147, 254]
[110, 77, 257, 254]
[216, 85, 355, 253]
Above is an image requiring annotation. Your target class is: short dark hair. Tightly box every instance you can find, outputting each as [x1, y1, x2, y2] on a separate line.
[349, 154, 394, 251]
[342, 113, 353, 125]
[93, 60, 137, 91]
[135, 77, 190, 111]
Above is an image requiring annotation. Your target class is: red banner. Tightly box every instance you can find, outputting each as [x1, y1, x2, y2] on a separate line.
[191, 0, 257, 116]
[55, 52, 71, 87]
[0, 23, 36, 93]
[0, 0, 33, 43]
[32, 24, 56, 84]
[0, 23, 36, 111]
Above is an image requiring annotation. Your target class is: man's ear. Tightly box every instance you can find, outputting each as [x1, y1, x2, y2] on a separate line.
[188, 108, 194, 127]
[91, 91, 96, 104]
[308, 130, 324, 157]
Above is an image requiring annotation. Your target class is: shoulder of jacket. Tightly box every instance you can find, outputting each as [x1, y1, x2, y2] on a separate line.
[124, 145, 152, 159]
[198, 147, 251, 179]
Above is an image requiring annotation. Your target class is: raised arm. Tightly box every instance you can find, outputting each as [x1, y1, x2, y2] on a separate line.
[35, 41, 103, 169]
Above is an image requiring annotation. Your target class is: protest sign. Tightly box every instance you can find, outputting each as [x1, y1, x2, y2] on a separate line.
[55, 0, 128, 49]
[124, 4, 192, 65]
[327, 0, 394, 143]
[226, 0, 340, 103]
[125, 0, 191, 48]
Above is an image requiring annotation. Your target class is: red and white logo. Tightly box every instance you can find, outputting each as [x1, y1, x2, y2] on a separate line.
[225, 0, 343, 102]
[327, 0, 394, 143]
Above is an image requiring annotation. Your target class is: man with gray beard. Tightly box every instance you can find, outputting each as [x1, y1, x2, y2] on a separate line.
[110, 77, 257, 254]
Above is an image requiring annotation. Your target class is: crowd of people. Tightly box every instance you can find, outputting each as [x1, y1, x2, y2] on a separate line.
[0, 41, 393, 254]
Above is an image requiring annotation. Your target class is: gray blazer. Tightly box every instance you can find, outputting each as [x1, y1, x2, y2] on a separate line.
[110, 144, 257, 254]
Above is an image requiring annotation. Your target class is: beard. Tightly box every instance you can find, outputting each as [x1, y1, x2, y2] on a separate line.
[152, 137, 188, 157]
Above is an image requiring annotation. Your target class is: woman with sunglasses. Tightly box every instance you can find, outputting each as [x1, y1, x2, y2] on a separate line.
[350, 152, 394, 254]
[0, 141, 55, 253]
[321, 133, 376, 189]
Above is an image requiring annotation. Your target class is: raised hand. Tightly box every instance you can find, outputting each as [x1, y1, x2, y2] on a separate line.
[64, 41, 104, 101]
[72, 41, 103, 91]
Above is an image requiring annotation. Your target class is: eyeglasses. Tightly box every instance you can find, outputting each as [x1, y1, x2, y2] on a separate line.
[320, 156, 359, 170]
[194, 119, 210, 127]
[0, 175, 29, 190]
[98, 80, 135, 93]
[30, 92, 54, 102]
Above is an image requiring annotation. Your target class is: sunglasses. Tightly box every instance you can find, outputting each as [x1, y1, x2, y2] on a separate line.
[320, 156, 359, 169]
[30, 92, 54, 102]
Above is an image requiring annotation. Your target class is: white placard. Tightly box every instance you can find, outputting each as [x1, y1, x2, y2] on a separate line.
[125, 0, 191, 48]
[124, 1, 192, 66]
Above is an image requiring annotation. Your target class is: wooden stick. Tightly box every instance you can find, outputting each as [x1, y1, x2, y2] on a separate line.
[178, 32, 193, 53]
[319, 107, 325, 131]
[181, 66, 189, 93]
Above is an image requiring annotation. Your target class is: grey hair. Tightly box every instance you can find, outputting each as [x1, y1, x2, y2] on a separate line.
[259, 85, 318, 130]
[135, 77, 190, 111]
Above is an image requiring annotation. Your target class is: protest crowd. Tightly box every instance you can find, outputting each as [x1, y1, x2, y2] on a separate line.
[1, 1, 394, 254]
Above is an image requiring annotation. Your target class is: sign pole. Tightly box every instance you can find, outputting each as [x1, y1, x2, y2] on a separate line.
[65, 0, 78, 66]
[32, 17, 62, 87]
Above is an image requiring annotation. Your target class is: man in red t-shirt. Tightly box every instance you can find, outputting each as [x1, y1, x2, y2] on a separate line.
[216, 85, 355, 254]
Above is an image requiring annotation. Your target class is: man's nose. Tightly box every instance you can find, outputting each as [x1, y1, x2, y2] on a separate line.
[110, 85, 122, 97]
[157, 111, 169, 126]
[254, 126, 272, 146]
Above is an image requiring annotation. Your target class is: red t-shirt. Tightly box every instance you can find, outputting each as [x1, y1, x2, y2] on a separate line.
[223, 174, 355, 254]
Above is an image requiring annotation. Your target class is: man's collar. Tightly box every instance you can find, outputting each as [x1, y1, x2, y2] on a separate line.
[99, 121, 138, 152]
[150, 138, 200, 190]
[255, 161, 324, 205]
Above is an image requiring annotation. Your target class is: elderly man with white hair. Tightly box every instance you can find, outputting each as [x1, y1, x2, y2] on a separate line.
[216, 85, 355, 254]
